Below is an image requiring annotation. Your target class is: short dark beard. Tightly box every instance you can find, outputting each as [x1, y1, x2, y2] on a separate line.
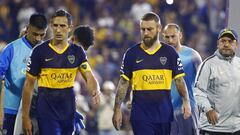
[219, 49, 235, 58]
[143, 34, 158, 48]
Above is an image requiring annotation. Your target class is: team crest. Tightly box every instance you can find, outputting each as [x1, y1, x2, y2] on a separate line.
[81, 64, 87, 69]
[68, 55, 75, 64]
[159, 57, 167, 65]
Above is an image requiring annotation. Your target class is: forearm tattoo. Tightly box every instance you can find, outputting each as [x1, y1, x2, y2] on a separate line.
[175, 77, 189, 100]
[114, 78, 129, 109]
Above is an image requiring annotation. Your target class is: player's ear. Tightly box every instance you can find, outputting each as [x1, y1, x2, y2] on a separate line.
[68, 24, 73, 33]
[179, 31, 183, 40]
[157, 24, 162, 33]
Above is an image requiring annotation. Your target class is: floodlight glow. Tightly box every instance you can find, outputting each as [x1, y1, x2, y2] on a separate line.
[166, 0, 174, 5]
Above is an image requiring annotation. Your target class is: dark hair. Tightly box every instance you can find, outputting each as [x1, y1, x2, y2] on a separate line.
[52, 9, 72, 25]
[141, 12, 161, 25]
[73, 25, 94, 50]
[29, 13, 48, 29]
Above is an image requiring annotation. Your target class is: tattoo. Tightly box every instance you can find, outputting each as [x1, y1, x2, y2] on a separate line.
[114, 77, 130, 109]
[175, 77, 189, 101]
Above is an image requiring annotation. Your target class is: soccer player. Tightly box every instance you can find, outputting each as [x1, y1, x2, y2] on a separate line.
[112, 12, 191, 135]
[0, 14, 48, 135]
[13, 25, 95, 135]
[72, 25, 95, 51]
[163, 23, 202, 135]
[22, 10, 100, 135]
[71, 25, 95, 135]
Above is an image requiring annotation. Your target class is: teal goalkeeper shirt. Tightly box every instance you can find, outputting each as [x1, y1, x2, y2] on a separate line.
[171, 46, 202, 110]
[0, 36, 33, 114]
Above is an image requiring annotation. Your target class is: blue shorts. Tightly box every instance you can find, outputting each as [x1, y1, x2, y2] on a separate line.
[3, 113, 16, 135]
[38, 118, 74, 135]
[131, 120, 170, 135]
[170, 107, 199, 135]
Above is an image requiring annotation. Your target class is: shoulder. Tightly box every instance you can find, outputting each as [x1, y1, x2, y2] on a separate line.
[124, 43, 141, 56]
[184, 46, 200, 55]
[31, 40, 50, 57]
[161, 42, 177, 52]
[69, 43, 86, 54]
[5, 38, 23, 48]
[1, 38, 23, 53]
[160, 42, 179, 57]
[182, 46, 202, 60]
[33, 40, 49, 51]
[199, 54, 216, 68]
[234, 56, 240, 62]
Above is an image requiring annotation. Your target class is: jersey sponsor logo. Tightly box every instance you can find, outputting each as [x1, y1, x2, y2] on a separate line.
[45, 58, 54, 62]
[50, 72, 73, 83]
[159, 57, 167, 65]
[142, 74, 164, 84]
[68, 55, 75, 64]
[136, 59, 144, 63]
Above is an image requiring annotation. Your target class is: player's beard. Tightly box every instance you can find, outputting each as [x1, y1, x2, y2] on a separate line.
[143, 34, 158, 48]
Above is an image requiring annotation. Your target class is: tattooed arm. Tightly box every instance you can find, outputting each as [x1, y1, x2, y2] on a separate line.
[174, 76, 191, 119]
[112, 77, 130, 130]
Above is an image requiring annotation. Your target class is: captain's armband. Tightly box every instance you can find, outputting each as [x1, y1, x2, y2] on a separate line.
[79, 62, 92, 73]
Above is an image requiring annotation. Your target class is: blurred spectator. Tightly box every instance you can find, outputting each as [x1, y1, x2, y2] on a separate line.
[17, 1, 36, 31]
[130, 0, 152, 22]
[97, 81, 116, 135]
[0, 3, 12, 42]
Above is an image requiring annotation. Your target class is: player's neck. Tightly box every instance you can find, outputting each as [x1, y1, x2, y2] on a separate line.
[176, 44, 182, 52]
[51, 39, 69, 51]
[25, 36, 35, 48]
[142, 40, 161, 52]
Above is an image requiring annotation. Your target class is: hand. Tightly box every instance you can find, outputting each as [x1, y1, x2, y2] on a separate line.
[22, 116, 32, 135]
[182, 100, 191, 119]
[206, 109, 218, 125]
[112, 107, 122, 130]
[126, 100, 132, 110]
[91, 90, 101, 105]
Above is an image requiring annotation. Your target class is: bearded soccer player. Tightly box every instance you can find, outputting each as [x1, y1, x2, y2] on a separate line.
[112, 12, 191, 135]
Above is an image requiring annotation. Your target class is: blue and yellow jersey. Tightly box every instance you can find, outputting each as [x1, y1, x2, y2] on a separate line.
[26, 40, 91, 120]
[121, 42, 185, 123]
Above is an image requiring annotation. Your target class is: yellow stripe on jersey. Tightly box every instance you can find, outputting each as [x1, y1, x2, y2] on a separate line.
[26, 72, 37, 79]
[49, 43, 69, 54]
[38, 68, 78, 89]
[79, 62, 92, 73]
[140, 43, 162, 55]
[173, 73, 185, 79]
[131, 69, 173, 91]
[120, 74, 130, 81]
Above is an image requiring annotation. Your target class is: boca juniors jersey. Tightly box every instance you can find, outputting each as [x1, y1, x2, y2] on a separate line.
[120, 42, 185, 123]
[26, 40, 91, 120]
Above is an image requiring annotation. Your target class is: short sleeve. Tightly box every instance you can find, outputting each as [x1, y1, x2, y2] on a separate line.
[26, 47, 41, 77]
[171, 49, 185, 79]
[120, 49, 133, 81]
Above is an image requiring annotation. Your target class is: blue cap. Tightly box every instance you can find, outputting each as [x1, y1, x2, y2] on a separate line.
[218, 28, 238, 42]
